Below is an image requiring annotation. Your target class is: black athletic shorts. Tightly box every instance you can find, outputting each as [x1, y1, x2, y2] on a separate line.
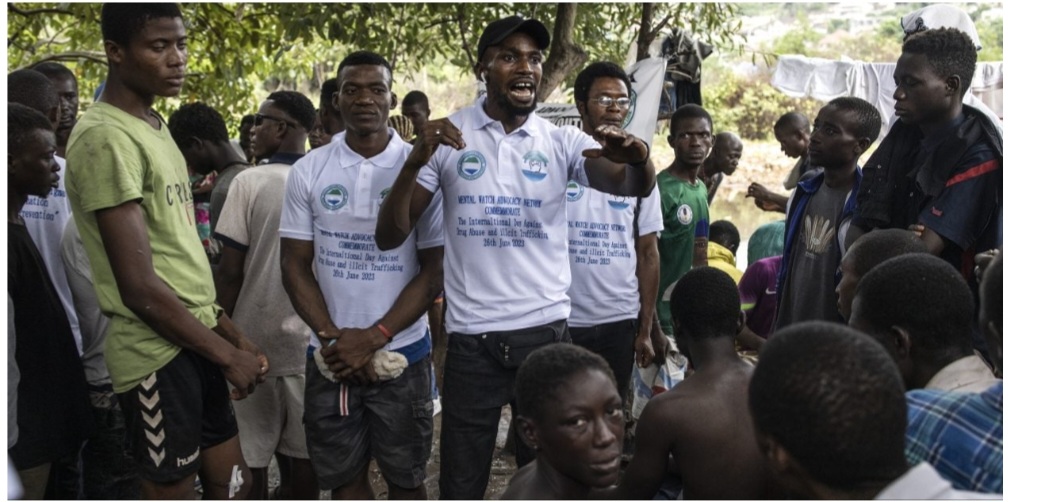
[117, 349, 238, 483]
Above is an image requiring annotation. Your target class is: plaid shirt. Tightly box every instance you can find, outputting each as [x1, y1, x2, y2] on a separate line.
[905, 382, 1003, 494]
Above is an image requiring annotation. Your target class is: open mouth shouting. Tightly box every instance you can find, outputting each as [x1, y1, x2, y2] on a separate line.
[508, 80, 536, 103]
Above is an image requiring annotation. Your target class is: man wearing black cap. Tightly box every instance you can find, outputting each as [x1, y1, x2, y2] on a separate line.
[376, 15, 656, 499]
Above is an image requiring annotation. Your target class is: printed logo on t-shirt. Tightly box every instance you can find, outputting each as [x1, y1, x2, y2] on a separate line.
[801, 214, 836, 254]
[676, 204, 693, 224]
[380, 187, 391, 200]
[457, 151, 487, 180]
[607, 195, 630, 211]
[521, 151, 550, 182]
[566, 180, 585, 202]
[321, 184, 349, 210]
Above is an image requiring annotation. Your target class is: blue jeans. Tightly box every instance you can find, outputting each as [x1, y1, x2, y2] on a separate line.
[438, 320, 569, 499]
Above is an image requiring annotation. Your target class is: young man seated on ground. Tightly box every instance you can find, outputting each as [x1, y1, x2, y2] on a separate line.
[605, 267, 773, 499]
[749, 321, 996, 500]
[501, 343, 623, 500]
[706, 220, 742, 283]
[849, 253, 998, 392]
[736, 220, 785, 342]
[834, 228, 928, 322]
[904, 250, 1003, 494]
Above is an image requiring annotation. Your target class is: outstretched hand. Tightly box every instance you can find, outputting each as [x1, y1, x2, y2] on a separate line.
[406, 118, 466, 168]
[746, 182, 785, 213]
[582, 124, 648, 165]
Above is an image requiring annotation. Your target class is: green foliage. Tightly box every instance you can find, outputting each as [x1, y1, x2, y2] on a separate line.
[702, 65, 820, 141]
[7, 2, 743, 133]
[768, 19, 822, 56]
[977, 16, 1003, 61]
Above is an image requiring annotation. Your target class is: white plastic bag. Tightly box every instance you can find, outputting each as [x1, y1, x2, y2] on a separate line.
[629, 336, 688, 420]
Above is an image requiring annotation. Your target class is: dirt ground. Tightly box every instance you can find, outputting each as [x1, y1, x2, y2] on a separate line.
[267, 405, 517, 500]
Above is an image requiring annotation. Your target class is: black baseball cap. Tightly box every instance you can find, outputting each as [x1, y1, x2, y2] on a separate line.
[476, 16, 551, 62]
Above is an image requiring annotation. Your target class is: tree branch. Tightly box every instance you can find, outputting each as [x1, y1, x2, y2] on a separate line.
[9, 5, 74, 17]
[456, 4, 476, 70]
[539, 3, 587, 101]
[651, 13, 673, 36]
[390, 4, 407, 71]
[16, 51, 107, 68]
[423, 16, 456, 30]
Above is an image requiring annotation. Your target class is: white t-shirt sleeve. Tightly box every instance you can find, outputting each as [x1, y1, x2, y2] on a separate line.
[637, 180, 665, 236]
[279, 163, 314, 241]
[214, 175, 252, 248]
[559, 126, 599, 187]
[416, 146, 446, 194]
[415, 188, 444, 250]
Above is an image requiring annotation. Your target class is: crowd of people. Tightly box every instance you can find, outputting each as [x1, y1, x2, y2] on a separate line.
[8, 3, 1002, 500]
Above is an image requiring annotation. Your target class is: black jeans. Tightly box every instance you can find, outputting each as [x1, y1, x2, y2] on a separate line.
[438, 320, 569, 499]
[569, 318, 638, 401]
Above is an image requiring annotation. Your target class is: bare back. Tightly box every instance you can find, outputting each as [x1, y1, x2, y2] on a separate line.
[621, 359, 772, 499]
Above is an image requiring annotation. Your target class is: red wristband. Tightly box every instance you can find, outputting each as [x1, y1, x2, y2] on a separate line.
[375, 323, 393, 340]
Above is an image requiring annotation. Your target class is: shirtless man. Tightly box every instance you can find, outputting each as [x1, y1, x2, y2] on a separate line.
[607, 267, 772, 499]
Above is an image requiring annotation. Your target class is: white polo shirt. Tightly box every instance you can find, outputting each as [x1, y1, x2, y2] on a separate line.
[280, 130, 443, 351]
[566, 181, 663, 327]
[416, 98, 600, 334]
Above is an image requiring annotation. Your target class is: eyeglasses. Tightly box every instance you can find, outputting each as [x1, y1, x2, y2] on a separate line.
[254, 113, 297, 128]
[591, 96, 631, 110]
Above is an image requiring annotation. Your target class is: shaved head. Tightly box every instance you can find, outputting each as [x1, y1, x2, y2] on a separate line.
[715, 132, 741, 148]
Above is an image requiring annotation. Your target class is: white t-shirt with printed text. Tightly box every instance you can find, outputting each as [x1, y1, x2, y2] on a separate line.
[280, 131, 443, 350]
[416, 98, 600, 334]
[566, 181, 663, 327]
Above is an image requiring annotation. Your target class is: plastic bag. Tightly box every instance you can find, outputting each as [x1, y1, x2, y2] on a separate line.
[629, 336, 688, 420]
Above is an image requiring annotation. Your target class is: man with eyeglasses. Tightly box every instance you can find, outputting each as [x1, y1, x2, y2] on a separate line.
[565, 61, 667, 403]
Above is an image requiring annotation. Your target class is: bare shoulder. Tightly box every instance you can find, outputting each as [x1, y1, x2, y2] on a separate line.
[653, 364, 754, 427]
[500, 462, 541, 500]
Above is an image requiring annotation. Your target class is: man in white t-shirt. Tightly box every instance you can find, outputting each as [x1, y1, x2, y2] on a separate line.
[279, 51, 444, 500]
[566, 61, 666, 400]
[375, 17, 656, 500]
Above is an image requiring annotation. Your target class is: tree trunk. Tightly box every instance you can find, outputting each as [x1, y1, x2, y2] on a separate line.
[636, 3, 656, 61]
[538, 3, 588, 102]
